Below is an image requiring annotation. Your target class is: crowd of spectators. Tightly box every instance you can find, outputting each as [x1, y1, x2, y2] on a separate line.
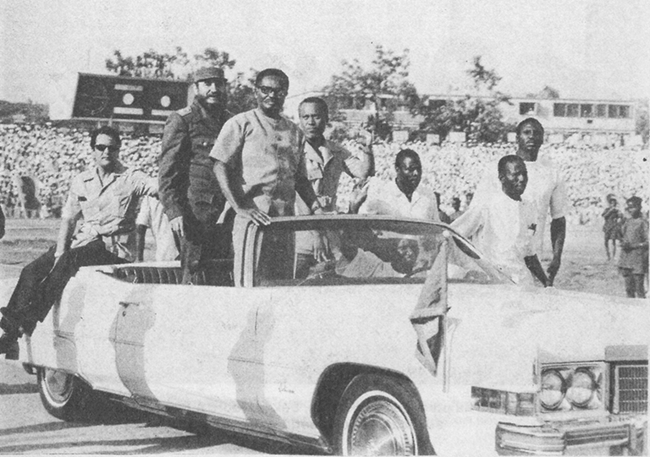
[0, 123, 647, 226]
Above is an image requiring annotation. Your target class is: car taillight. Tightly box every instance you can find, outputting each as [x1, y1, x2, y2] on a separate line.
[471, 386, 536, 416]
[539, 364, 605, 412]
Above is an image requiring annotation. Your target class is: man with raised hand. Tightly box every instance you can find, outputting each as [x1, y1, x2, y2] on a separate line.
[159, 67, 230, 284]
[294, 96, 374, 277]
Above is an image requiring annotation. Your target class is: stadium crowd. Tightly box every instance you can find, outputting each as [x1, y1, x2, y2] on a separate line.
[0, 123, 647, 226]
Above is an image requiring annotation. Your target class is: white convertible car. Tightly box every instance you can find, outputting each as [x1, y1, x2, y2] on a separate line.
[4, 215, 648, 455]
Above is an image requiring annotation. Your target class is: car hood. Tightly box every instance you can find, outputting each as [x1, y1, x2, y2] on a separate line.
[446, 284, 648, 388]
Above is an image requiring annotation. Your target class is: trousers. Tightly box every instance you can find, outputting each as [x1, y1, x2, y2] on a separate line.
[180, 211, 233, 284]
[0, 240, 126, 336]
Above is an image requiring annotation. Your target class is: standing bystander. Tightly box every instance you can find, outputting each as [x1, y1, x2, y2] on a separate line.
[618, 196, 648, 298]
[602, 194, 622, 261]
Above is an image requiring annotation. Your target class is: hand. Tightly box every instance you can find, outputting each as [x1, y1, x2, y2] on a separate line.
[312, 232, 331, 262]
[237, 208, 271, 226]
[349, 178, 370, 213]
[547, 257, 561, 286]
[169, 216, 184, 239]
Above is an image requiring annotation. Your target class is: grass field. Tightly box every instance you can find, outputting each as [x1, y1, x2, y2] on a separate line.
[0, 217, 633, 298]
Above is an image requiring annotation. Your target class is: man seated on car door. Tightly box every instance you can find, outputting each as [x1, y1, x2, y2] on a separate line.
[0, 126, 157, 358]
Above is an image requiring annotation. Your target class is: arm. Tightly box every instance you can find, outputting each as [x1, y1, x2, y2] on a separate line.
[135, 225, 147, 262]
[524, 254, 549, 287]
[159, 114, 189, 237]
[547, 216, 566, 286]
[295, 173, 321, 214]
[54, 216, 79, 259]
[213, 160, 271, 225]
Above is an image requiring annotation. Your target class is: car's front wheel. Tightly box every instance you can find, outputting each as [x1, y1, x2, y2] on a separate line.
[333, 374, 434, 455]
[37, 367, 96, 421]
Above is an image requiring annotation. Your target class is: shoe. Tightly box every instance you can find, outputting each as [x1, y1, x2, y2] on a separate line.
[0, 333, 19, 360]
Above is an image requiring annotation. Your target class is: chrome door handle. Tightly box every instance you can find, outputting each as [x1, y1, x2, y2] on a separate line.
[119, 301, 140, 308]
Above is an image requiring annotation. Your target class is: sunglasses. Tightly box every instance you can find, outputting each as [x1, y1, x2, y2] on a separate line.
[95, 145, 119, 152]
[256, 85, 287, 98]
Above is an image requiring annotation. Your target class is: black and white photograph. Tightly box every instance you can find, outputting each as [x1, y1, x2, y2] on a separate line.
[0, 0, 648, 455]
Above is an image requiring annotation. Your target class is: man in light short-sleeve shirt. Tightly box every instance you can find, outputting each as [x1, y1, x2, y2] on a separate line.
[212, 69, 321, 284]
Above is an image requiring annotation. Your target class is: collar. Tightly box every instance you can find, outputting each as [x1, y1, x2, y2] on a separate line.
[303, 138, 334, 166]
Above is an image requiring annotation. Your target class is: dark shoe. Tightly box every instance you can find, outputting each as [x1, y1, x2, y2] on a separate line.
[0, 333, 19, 360]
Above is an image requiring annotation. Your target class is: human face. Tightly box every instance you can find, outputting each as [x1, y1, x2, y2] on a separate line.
[395, 156, 422, 195]
[626, 201, 641, 218]
[299, 102, 328, 140]
[195, 78, 227, 107]
[393, 238, 419, 274]
[256, 76, 288, 117]
[93, 134, 120, 171]
[500, 160, 528, 201]
[517, 122, 544, 161]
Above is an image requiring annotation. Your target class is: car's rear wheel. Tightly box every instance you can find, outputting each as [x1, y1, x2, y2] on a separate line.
[333, 374, 434, 455]
[37, 367, 96, 421]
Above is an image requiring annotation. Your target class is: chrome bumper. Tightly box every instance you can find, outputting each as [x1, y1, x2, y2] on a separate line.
[496, 416, 647, 455]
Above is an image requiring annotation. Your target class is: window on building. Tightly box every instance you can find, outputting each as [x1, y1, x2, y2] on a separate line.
[553, 103, 566, 117]
[580, 104, 593, 117]
[567, 104, 579, 117]
[619, 105, 630, 118]
[596, 104, 607, 117]
[519, 102, 536, 115]
[608, 105, 618, 118]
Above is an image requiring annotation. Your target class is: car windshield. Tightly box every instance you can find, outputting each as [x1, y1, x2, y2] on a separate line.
[253, 217, 509, 287]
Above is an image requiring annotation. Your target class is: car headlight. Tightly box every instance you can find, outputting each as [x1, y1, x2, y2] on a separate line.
[539, 364, 605, 413]
[540, 369, 565, 410]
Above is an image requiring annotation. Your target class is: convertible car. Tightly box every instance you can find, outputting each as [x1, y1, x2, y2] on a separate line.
[3, 215, 647, 455]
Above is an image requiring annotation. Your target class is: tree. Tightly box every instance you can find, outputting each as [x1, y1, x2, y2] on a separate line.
[322, 45, 419, 140]
[105, 47, 257, 113]
[418, 56, 512, 143]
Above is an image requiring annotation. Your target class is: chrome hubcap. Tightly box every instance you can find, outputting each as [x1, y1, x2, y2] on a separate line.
[348, 398, 416, 455]
[42, 369, 74, 406]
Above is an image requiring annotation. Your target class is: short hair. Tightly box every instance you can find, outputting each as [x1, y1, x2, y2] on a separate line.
[452, 197, 461, 205]
[516, 117, 544, 137]
[255, 68, 289, 89]
[395, 149, 420, 168]
[627, 196, 643, 208]
[498, 154, 526, 178]
[299, 97, 329, 117]
[90, 126, 121, 149]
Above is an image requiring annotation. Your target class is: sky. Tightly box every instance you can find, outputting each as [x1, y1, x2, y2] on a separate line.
[1, 0, 649, 106]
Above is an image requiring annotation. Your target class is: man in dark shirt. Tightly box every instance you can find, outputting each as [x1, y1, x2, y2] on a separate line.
[159, 67, 230, 284]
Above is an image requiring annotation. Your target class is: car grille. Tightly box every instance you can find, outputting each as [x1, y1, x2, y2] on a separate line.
[614, 364, 648, 414]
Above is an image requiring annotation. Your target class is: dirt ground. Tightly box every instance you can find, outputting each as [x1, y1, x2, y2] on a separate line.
[0, 217, 640, 299]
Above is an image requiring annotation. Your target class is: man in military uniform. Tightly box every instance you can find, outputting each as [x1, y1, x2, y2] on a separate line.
[159, 67, 230, 284]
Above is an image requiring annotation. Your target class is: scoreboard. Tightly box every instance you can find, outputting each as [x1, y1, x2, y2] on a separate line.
[71, 73, 189, 122]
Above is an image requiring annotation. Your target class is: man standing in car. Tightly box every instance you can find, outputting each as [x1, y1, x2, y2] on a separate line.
[211, 68, 321, 284]
[159, 67, 230, 284]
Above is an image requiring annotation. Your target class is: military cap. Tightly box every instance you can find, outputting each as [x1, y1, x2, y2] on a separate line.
[192, 67, 226, 83]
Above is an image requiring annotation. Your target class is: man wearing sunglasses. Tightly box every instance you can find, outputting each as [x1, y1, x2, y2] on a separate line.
[212, 68, 322, 285]
[159, 67, 230, 284]
[0, 126, 157, 358]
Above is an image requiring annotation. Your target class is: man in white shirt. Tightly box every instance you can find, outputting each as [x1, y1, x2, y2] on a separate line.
[452, 155, 549, 286]
[473, 118, 568, 285]
[352, 149, 439, 222]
